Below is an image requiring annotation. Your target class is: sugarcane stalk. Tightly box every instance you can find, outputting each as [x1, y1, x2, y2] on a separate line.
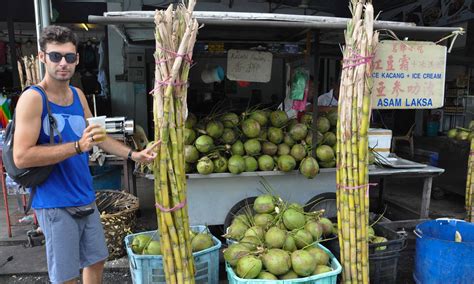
[467, 138, 474, 222]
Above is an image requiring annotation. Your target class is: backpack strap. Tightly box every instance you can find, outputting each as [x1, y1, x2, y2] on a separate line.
[32, 85, 63, 144]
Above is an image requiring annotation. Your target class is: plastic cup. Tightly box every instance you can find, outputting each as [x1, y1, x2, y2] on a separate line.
[87, 116, 107, 142]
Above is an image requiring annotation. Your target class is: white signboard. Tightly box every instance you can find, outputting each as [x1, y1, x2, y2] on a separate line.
[227, 49, 273, 83]
[371, 40, 447, 109]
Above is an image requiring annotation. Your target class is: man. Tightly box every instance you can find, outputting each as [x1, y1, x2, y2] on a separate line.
[13, 25, 158, 284]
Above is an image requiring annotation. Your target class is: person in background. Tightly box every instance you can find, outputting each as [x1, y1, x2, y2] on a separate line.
[13, 25, 159, 284]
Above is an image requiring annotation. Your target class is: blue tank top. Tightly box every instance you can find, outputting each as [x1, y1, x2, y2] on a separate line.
[32, 85, 95, 209]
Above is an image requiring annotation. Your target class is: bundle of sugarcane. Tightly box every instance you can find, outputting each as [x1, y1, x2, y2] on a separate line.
[18, 55, 41, 89]
[152, 1, 199, 283]
[336, 0, 379, 283]
[466, 138, 474, 222]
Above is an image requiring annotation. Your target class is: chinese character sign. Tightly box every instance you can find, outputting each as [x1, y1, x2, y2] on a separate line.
[371, 41, 446, 109]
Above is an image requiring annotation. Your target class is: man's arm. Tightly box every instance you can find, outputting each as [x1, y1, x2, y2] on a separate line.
[75, 88, 158, 163]
[13, 89, 101, 169]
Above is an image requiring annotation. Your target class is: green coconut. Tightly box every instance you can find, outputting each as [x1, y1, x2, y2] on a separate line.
[290, 144, 307, 162]
[244, 139, 262, 156]
[206, 120, 224, 139]
[316, 145, 335, 162]
[299, 157, 319, 179]
[301, 113, 313, 126]
[314, 131, 324, 145]
[228, 155, 246, 174]
[313, 265, 332, 275]
[221, 112, 240, 128]
[277, 155, 297, 172]
[240, 236, 262, 250]
[265, 227, 287, 249]
[283, 208, 306, 231]
[457, 130, 470, 141]
[213, 156, 228, 173]
[372, 236, 388, 251]
[222, 128, 237, 144]
[242, 118, 261, 138]
[224, 224, 249, 241]
[254, 194, 275, 214]
[289, 123, 308, 141]
[327, 109, 338, 127]
[244, 156, 258, 172]
[447, 128, 458, 139]
[191, 233, 214, 252]
[184, 128, 196, 145]
[316, 117, 331, 133]
[305, 221, 323, 241]
[270, 110, 288, 127]
[262, 141, 278, 156]
[268, 127, 284, 144]
[231, 140, 245, 156]
[185, 145, 200, 163]
[131, 235, 152, 254]
[323, 132, 337, 146]
[197, 157, 214, 175]
[283, 235, 297, 252]
[287, 118, 299, 130]
[234, 214, 250, 226]
[262, 249, 292, 276]
[250, 110, 268, 126]
[291, 250, 317, 277]
[284, 133, 296, 147]
[244, 226, 265, 240]
[258, 155, 275, 171]
[257, 271, 278, 280]
[279, 270, 299, 280]
[185, 113, 197, 128]
[224, 243, 251, 266]
[236, 255, 262, 279]
[318, 218, 334, 236]
[278, 144, 291, 156]
[294, 229, 314, 249]
[306, 246, 329, 265]
[195, 135, 215, 153]
[143, 240, 162, 255]
[254, 214, 275, 229]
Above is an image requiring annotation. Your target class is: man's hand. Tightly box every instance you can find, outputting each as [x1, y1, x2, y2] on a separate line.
[79, 124, 107, 152]
[131, 141, 161, 164]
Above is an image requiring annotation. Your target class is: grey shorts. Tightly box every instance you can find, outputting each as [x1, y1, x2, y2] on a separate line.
[36, 204, 109, 283]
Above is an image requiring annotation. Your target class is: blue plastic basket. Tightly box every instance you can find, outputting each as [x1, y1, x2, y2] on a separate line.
[226, 243, 342, 284]
[125, 225, 221, 284]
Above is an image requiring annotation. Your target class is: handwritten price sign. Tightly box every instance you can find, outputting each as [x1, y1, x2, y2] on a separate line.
[227, 49, 273, 83]
[371, 40, 447, 109]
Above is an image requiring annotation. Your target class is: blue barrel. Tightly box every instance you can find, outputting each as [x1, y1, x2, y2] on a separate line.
[414, 219, 474, 283]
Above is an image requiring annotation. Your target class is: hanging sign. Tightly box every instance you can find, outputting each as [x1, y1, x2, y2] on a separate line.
[227, 49, 273, 83]
[371, 40, 447, 109]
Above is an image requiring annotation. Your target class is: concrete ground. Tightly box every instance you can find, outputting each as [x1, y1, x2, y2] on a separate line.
[0, 174, 467, 283]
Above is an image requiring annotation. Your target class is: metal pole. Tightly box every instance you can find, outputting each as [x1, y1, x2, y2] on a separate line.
[34, 0, 51, 79]
[6, 0, 20, 89]
[311, 31, 320, 158]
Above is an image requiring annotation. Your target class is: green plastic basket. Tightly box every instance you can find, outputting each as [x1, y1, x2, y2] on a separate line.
[226, 243, 342, 284]
[125, 225, 221, 284]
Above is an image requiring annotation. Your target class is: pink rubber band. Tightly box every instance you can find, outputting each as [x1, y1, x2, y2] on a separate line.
[155, 199, 187, 212]
[156, 46, 193, 64]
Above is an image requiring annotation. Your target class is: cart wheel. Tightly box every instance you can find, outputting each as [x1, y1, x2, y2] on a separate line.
[223, 197, 257, 232]
[304, 192, 337, 219]
[432, 186, 445, 200]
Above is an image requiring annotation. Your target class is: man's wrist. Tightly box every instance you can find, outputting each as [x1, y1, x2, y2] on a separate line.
[127, 149, 135, 161]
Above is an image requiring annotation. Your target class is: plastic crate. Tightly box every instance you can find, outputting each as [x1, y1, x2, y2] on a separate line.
[226, 243, 342, 284]
[125, 225, 221, 284]
[323, 223, 406, 284]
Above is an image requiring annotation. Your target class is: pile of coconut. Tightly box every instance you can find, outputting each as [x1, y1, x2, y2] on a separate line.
[223, 194, 338, 280]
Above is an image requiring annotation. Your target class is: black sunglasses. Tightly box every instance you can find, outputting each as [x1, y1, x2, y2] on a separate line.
[45, 52, 78, 64]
